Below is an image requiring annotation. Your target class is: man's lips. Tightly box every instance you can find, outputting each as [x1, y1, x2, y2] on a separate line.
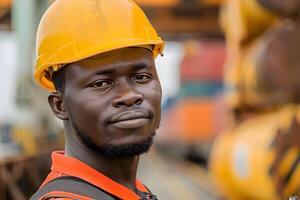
[109, 110, 151, 129]
[110, 110, 150, 123]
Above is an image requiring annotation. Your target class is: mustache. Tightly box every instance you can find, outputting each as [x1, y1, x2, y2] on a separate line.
[109, 110, 153, 123]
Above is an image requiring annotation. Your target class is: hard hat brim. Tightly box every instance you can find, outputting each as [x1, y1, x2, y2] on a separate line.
[35, 39, 164, 92]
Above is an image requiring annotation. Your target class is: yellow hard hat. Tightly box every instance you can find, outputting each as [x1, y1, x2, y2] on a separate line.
[35, 0, 164, 91]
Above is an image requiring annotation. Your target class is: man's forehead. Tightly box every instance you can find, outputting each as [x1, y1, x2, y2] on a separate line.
[64, 48, 155, 78]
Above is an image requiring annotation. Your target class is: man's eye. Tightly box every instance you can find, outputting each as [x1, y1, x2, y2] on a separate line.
[132, 74, 152, 83]
[90, 80, 112, 88]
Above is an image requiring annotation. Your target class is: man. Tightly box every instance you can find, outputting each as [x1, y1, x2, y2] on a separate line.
[30, 0, 164, 199]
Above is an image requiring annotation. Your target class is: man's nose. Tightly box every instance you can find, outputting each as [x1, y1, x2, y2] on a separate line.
[112, 83, 144, 107]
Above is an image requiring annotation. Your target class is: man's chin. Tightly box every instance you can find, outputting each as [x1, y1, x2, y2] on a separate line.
[87, 136, 154, 159]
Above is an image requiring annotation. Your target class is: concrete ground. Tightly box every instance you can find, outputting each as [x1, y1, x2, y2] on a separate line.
[138, 149, 221, 200]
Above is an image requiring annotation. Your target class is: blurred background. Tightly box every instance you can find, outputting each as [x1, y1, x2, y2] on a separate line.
[0, 0, 300, 199]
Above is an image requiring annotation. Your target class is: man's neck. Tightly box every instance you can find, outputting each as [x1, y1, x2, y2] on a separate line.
[65, 140, 139, 192]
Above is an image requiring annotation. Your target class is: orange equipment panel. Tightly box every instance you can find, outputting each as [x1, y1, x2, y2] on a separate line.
[159, 97, 227, 143]
[0, 0, 11, 8]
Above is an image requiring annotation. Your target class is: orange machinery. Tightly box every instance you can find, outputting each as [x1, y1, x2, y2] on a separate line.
[0, 0, 11, 8]
[210, 105, 300, 199]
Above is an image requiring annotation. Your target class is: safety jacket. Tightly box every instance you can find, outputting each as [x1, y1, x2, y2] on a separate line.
[30, 151, 157, 200]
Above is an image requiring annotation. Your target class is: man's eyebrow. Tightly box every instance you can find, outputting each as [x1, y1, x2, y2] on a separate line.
[131, 62, 150, 71]
[93, 62, 150, 76]
[95, 68, 115, 75]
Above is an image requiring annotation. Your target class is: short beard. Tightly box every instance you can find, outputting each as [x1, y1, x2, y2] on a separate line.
[69, 113, 154, 159]
[80, 134, 154, 159]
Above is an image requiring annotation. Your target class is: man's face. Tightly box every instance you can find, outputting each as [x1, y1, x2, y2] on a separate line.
[60, 47, 162, 158]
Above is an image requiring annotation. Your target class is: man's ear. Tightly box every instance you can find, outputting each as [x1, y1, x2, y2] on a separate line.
[48, 92, 68, 120]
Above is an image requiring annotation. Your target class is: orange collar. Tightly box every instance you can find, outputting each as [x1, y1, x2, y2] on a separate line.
[50, 151, 148, 200]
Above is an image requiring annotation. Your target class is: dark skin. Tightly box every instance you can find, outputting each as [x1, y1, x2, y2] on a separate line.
[48, 47, 162, 192]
